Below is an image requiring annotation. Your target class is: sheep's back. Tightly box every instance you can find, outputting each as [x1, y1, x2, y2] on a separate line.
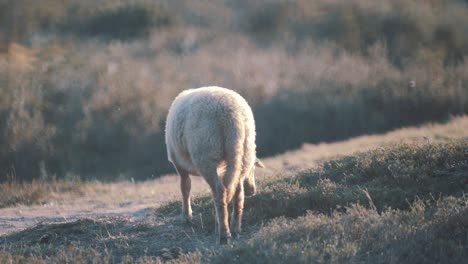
[165, 86, 256, 174]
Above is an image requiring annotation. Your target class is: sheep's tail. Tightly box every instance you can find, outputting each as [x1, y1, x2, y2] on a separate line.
[223, 117, 245, 203]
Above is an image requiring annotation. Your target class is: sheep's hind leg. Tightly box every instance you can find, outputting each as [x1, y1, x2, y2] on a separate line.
[174, 165, 192, 224]
[231, 183, 244, 239]
[202, 165, 231, 245]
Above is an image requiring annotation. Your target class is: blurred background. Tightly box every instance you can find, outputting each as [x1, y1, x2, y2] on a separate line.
[1, 0, 467, 182]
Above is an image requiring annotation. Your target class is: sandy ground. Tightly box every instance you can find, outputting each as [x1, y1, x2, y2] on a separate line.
[1, 116, 467, 236]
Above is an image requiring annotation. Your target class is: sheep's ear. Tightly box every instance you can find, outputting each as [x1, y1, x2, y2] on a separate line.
[255, 158, 265, 168]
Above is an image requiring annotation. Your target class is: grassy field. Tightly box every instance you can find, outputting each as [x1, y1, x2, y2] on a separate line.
[1, 0, 468, 262]
[1, 0, 468, 181]
[0, 117, 467, 263]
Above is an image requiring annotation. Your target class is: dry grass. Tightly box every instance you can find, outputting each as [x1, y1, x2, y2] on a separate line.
[1, 1, 468, 262]
[0, 175, 209, 236]
[0, 175, 209, 210]
[264, 115, 468, 173]
[0, 217, 215, 263]
[208, 197, 468, 264]
[0, 118, 467, 263]
[2, 116, 466, 209]
[0, 178, 85, 208]
[1, 0, 468, 181]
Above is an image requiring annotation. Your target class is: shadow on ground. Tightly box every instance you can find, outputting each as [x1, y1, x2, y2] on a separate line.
[0, 211, 217, 262]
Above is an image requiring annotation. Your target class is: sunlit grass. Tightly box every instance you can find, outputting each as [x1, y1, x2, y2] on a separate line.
[0, 178, 85, 208]
[1, 1, 468, 181]
[1, 139, 467, 263]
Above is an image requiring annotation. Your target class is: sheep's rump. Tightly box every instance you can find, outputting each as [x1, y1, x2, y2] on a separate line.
[165, 86, 256, 179]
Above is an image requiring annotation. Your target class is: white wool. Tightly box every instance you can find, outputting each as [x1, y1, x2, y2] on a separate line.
[165, 86, 261, 243]
[165, 86, 257, 189]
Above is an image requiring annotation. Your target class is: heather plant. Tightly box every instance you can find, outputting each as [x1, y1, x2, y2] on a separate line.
[160, 140, 468, 263]
[157, 139, 468, 226]
[207, 197, 468, 264]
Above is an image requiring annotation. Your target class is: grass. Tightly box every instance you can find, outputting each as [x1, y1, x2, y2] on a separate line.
[0, 175, 209, 211]
[158, 139, 468, 225]
[1, 137, 466, 263]
[0, 217, 212, 263]
[1, 0, 468, 261]
[1, 0, 468, 181]
[0, 178, 85, 208]
[207, 197, 468, 264]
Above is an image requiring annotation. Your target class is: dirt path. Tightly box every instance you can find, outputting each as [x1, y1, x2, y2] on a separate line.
[0, 176, 210, 236]
[1, 117, 467, 237]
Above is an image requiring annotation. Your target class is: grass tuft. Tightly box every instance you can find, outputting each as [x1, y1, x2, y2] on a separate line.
[207, 197, 468, 263]
[0, 178, 84, 208]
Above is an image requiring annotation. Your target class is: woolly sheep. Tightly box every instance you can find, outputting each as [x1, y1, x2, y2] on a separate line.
[165, 86, 265, 244]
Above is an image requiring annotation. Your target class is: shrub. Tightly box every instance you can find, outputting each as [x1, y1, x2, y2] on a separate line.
[241, 0, 468, 66]
[63, 2, 172, 40]
[255, 53, 468, 157]
[0, 0, 68, 47]
[1, 0, 468, 182]
[158, 140, 468, 226]
[163, 140, 468, 263]
[0, 0, 172, 46]
[209, 197, 468, 263]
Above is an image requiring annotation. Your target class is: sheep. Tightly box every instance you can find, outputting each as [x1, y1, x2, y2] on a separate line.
[165, 86, 265, 244]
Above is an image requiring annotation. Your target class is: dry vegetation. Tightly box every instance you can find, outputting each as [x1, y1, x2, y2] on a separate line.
[0, 178, 84, 208]
[0, 120, 467, 263]
[1, 0, 468, 263]
[1, 0, 468, 181]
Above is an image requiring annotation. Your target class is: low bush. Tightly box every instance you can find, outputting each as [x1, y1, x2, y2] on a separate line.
[62, 2, 172, 40]
[208, 197, 468, 263]
[1, 1, 468, 182]
[158, 139, 468, 226]
[2, 140, 467, 263]
[241, 0, 468, 66]
[160, 140, 468, 263]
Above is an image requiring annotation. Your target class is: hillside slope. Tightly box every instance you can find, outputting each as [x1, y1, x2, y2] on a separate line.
[264, 115, 468, 172]
[0, 116, 467, 263]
